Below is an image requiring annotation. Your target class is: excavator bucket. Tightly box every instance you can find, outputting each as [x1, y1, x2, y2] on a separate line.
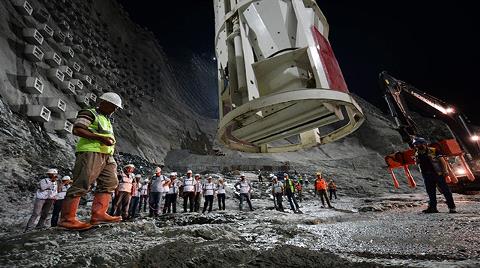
[214, 0, 364, 153]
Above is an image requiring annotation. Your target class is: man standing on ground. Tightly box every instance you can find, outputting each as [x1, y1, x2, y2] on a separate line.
[51, 175, 72, 227]
[271, 176, 284, 212]
[413, 137, 456, 213]
[234, 174, 254, 211]
[149, 167, 166, 217]
[128, 174, 141, 219]
[328, 179, 337, 201]
[25, 168, 58, 232]
[284, 174, 301, 213]
[182, 170, 196, 212]
[216, 178, 226, 210]
[111, 164, 135, 220]
[59, 92, 123, 230]
[315, 172, 332, 208]
[139, 178, 149, 213]
[193, 174, 203, 212]
[202, 176, 215, 213]
[163, 173, 180, 214]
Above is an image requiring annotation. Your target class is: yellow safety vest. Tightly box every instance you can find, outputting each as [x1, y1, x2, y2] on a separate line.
[76, 108, 115, 155]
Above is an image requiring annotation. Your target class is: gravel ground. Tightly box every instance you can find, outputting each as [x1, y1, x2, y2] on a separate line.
[1, 189, 480, 267]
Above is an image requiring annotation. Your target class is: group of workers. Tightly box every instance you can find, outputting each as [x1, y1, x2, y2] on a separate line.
[22, 92, 458, 232]
[270, 172, 338, 213]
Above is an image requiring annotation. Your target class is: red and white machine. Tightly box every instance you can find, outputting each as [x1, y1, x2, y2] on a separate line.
[213, 0, 364, 153]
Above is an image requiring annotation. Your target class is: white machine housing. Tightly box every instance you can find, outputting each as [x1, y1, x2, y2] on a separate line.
[214, 0, 365, 153]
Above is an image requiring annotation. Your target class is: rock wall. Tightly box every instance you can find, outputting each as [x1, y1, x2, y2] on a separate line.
[0, 0, 217, 166]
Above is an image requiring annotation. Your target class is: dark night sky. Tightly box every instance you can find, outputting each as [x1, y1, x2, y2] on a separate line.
[117, 1, 479, 123]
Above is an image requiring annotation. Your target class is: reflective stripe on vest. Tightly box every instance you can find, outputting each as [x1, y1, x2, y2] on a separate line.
[76, 108, 115, 155]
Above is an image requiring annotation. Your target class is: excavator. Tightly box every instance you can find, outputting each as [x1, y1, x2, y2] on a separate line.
[381, 72, 480, 192]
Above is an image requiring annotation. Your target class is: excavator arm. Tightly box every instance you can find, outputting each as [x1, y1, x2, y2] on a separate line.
[380, 71, 480, 159]
[380, 71, 479, 190]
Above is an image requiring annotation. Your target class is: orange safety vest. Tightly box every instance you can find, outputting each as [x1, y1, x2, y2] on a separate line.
[315, 178, 327, 190]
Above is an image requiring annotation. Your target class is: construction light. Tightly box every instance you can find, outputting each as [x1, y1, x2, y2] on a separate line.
[445, 107, 455, 114]
[455, 167, 466, 175]
[471, 135, 480, 141]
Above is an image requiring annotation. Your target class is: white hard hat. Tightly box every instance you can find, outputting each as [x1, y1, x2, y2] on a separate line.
[207, 176, 212, 179]
[187, 170, 192, 174]
[135, 174, 142, 178]
[47, 168, 58, 174]
[170, 172, 177, 177]
[124, 164, 135, 169]
[240, 174, 245, 177]
[195, 173, 201, 177]
[61, 176, 71, 181]
[155, 167, 161, 173]
[272, 176, 277, 179]
[99, 92, 123, 109]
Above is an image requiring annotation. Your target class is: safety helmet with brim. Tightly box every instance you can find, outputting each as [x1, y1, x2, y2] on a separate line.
[99, 92, 123, 109]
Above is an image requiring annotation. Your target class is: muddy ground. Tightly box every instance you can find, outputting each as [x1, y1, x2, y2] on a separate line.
[1, 185, 480, 268]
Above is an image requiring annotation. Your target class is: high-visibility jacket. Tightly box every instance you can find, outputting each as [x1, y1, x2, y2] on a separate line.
[415, 147, 445, 176]
[284, 179, 295, 193]
[76, 108, 115, 155]
[315, 178, 327, 190]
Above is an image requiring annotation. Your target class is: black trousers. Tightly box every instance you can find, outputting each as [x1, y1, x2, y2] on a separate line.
[286, 192, 299, 211]
[149, 192, 161, 216]
[423, 172, 455, 209]
[318, 190, 331, 207]
[128, 196, 140, 218]
[183, 191, 195, 212]
[140, 195, 148, 212]
[329, 189, 337, 200]
[274, 193, 284, 211]
[203, 195, 214, 213]
[239, 193, 253, 211]
[112, 191, 132, 219]
[51, 199, 64, 227]
[217, 193, 226, 210]
[194, 192, 202, 212]
[163, 193, 177, 213]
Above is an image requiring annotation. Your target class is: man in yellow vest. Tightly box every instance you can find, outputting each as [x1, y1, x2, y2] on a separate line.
[58, 92, 123, 230]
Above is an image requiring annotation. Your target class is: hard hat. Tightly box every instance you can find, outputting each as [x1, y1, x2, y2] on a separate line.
[208, 176, 212, 179]
[47, 168, 58, 174]
[240, 174, 245, 177]
[61, 176, 71, 181]
[99, 92, 123, 109]
[187, 170, 192, 174]
[155, 167, 161, 173]
[316, 172, 321, 176]
[124, 164, 135, 169]
[412, 137, 428, 146]
[194, 173, 201, 177]
[284, 173, 288, 177]
[170, 172, 177, 177]
[272, 176, 277, 180]
[144, 179, 150, 183]
[135, 174, 142, 178]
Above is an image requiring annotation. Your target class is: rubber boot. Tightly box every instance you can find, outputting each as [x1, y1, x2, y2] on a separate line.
[90, 193, 122, 225]
[58, 197, 92, 230]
